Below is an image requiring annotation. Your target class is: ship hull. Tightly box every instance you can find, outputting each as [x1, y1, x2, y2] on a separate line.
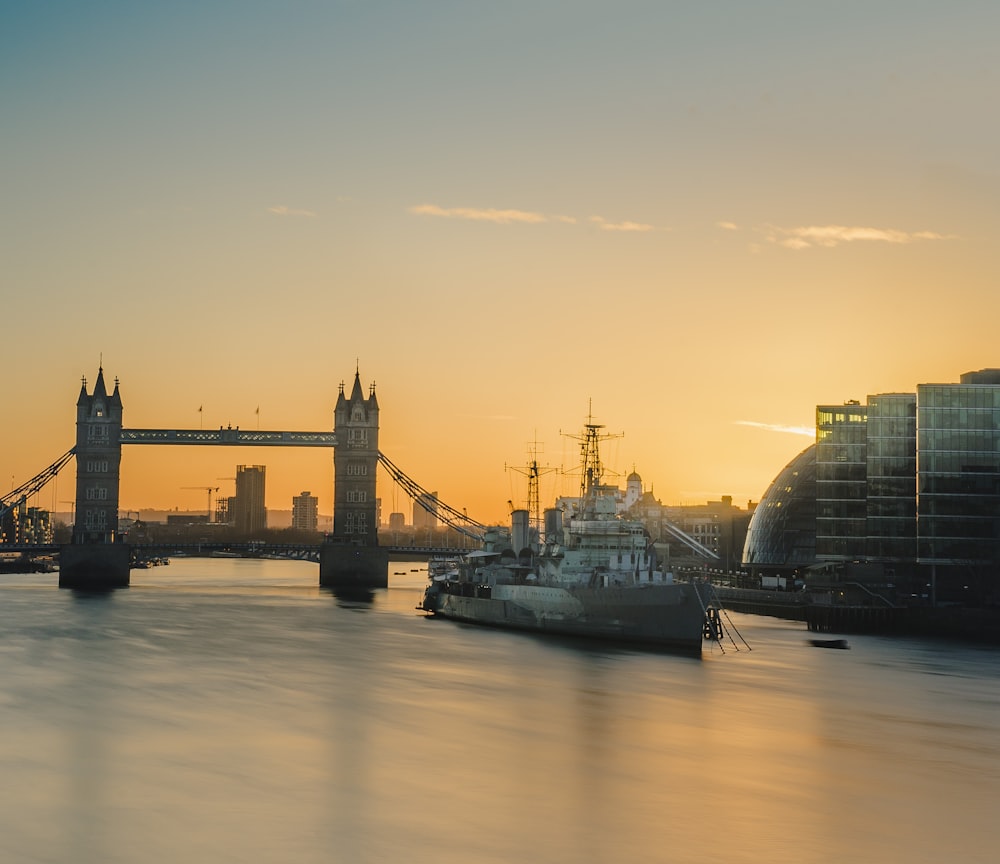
[429, 582, 708, 656]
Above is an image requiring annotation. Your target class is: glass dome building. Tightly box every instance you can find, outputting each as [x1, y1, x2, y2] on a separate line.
[742, 444, 817, 576]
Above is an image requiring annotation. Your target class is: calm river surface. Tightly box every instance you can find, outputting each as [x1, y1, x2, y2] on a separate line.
[1, 557, 998, 864]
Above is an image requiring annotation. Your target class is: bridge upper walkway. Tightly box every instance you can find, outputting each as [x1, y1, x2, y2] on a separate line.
[119, 429, 337, 446]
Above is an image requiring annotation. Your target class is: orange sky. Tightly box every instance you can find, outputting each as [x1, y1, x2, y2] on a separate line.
[3, 2, 998, 524]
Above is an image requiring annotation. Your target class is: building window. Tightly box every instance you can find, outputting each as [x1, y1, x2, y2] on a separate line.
[347, 463, 368, 476]
[344, 512, 368, 534]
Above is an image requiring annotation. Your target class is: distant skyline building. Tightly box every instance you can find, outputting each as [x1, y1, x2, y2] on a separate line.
[618, 470, 754, 574]
[413, 492, 439, 530]
[234, 465, 266, 533]
[743, 368, 1000, 605]
[292, 490, 318, 531]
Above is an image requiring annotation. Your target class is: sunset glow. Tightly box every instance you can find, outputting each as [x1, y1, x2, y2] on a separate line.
[3, 2, 998, 525]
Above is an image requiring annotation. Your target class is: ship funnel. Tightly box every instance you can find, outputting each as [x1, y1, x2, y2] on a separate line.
[544, 507, 563, 544]
[511, 509, 530, 555]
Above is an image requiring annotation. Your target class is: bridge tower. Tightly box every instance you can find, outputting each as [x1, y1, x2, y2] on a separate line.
[320, 368, 388, 589]
[61, 366, 130, 588]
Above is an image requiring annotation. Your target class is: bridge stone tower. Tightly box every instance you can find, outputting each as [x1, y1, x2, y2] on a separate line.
[62, 366, 130, 588]
[320, 369, 388, 590]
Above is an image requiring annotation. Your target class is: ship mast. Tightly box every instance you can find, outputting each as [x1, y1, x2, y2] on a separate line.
[508, 433, 554, 534]
[565, 402, 622, 499]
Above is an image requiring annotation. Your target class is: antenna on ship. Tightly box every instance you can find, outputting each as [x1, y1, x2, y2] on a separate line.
[507, 433, 555, 538]
[563, 401, 622, 499]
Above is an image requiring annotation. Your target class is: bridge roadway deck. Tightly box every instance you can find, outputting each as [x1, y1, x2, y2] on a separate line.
[2, 543, 467, 562]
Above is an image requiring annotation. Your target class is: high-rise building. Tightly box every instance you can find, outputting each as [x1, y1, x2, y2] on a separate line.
[866, 393, 917, 563]
[234, 465, 266, 533]
[744, 368, 1000, 604]
[413, 492, 439, 530]
[917, 372, 1000, 586]
[815, 400, 868, 561]
[292, 491, 318, 531]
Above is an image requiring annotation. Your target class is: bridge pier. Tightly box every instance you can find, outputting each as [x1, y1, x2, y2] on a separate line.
[319, 542, 389, 590]
[59, 543, 130, 590]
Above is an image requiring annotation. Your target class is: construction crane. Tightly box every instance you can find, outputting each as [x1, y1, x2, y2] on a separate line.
[181, 486, 219, 523]
[1, 447, 76, 523]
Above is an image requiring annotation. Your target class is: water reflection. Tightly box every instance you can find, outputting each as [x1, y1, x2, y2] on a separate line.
[323, 585, 376, 606]
[0, 559, 997, 864]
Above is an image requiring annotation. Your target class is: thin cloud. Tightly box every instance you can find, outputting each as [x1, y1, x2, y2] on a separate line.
[716, 221, 740, 231]
[590, 215, 655, 232]
[737, 420, 815, 438]
[767, 224, 952, 249]
[411, 204, 654, 231]
[410, 204, 548, 224]
[268, 205, 318, 217]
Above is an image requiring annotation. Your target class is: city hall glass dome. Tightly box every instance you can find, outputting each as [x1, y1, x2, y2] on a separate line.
[742, 444, 817, 569]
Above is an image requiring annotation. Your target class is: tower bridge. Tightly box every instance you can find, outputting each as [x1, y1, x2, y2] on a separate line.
[1, 366, 485, 590]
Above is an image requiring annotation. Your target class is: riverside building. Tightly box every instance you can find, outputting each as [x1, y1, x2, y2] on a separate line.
[743, 368, 1000, 605]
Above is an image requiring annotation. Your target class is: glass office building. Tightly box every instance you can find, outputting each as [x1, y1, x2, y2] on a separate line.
[917, 379, 1000, 596]
[866, 393, 917, 563]
[743, 369, 1000, 604]
[815, 401, 868, 561]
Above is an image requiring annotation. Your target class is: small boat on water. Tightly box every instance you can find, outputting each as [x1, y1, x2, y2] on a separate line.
[421, 415, 727, 656]
[809, 638, 851, 649]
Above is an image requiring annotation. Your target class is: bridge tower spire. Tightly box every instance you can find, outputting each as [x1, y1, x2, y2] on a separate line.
[319, 367, 388, 590]
[62, 366, 130, 588]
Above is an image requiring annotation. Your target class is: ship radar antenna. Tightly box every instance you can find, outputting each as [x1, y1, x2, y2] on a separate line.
[562, 406, 622, 499]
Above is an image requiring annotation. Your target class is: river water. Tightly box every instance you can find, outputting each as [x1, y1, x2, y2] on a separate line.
[0, 557, 997, 864]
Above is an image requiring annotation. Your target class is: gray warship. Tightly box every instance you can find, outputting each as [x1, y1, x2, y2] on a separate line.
[422, 416, 723, 655]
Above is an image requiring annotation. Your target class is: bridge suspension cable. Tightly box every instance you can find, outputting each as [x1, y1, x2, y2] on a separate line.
[1, 447, 76, 520]
[377, 451, 487, 541]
